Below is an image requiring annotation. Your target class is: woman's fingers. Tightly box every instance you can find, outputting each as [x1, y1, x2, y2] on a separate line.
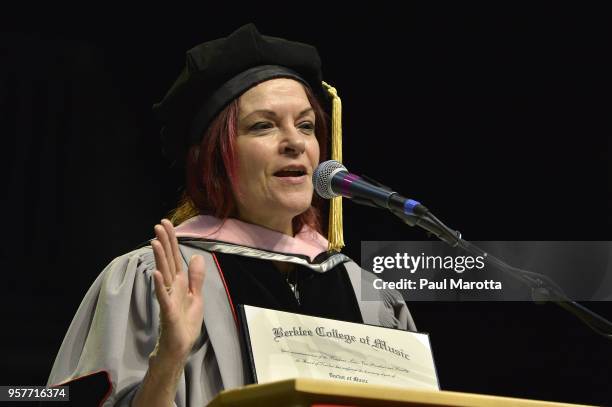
[162, 219, 183, 278]
[152, 270, 172, 314]
[188, 255, 206, 296]
[151, 236, 205, 364]
[152, 240, 173, 288]
[154, 223, 176, 280]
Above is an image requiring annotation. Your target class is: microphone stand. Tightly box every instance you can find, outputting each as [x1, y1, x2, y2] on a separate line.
[355, 176, 612, 339]
[397, 209, 612, 339]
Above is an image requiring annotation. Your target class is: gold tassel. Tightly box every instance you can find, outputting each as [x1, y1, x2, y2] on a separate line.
[322, 81, 344, 252]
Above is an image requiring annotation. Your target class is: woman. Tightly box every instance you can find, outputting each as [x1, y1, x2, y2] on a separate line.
[48, 24, 415, 406]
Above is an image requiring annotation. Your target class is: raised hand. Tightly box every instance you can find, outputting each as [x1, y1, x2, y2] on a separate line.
[151, 219, 206, 362]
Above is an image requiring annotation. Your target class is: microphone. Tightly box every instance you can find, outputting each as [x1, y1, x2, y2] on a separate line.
[313, 160, 429, 217]
[313, 160, 461, 246]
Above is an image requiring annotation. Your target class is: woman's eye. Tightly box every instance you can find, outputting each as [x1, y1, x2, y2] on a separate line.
[298, 121, 315, 132]
[251, 121, 273, 131]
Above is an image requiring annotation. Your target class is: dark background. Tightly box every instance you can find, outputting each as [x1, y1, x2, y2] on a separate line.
[2, 3, 611, 406]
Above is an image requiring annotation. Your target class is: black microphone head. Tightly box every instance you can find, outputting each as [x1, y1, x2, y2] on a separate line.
[313, 160, 347, 199]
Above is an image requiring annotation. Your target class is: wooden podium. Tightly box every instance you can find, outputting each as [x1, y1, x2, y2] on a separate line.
[207, 378, 592, 407]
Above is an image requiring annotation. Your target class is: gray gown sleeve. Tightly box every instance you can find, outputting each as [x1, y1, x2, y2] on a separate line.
[47, 247, 223, 407]
[344, 261, 417, 332]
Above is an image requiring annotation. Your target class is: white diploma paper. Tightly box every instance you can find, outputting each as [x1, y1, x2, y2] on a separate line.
[240, 305, 439, 390]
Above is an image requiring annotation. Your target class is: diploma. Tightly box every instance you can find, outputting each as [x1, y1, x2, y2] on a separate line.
[238, 305, 439, 390]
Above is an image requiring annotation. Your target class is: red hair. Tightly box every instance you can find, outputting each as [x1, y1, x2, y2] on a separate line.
[170, 84, 328, 235]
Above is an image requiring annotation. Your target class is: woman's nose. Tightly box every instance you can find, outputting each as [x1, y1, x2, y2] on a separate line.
[279, 128, 306, 155]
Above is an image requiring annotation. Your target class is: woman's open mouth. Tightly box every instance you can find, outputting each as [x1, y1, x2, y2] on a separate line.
[273, 166, 308, 184]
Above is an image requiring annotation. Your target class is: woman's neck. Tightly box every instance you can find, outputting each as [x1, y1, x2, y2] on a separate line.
[235, 211, 294, 236]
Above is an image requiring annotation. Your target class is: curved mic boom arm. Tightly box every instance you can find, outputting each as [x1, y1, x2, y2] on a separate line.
[355, 175, 612, 339]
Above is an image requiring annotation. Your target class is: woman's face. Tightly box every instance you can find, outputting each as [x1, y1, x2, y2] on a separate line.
[234, 78, 320, 234]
